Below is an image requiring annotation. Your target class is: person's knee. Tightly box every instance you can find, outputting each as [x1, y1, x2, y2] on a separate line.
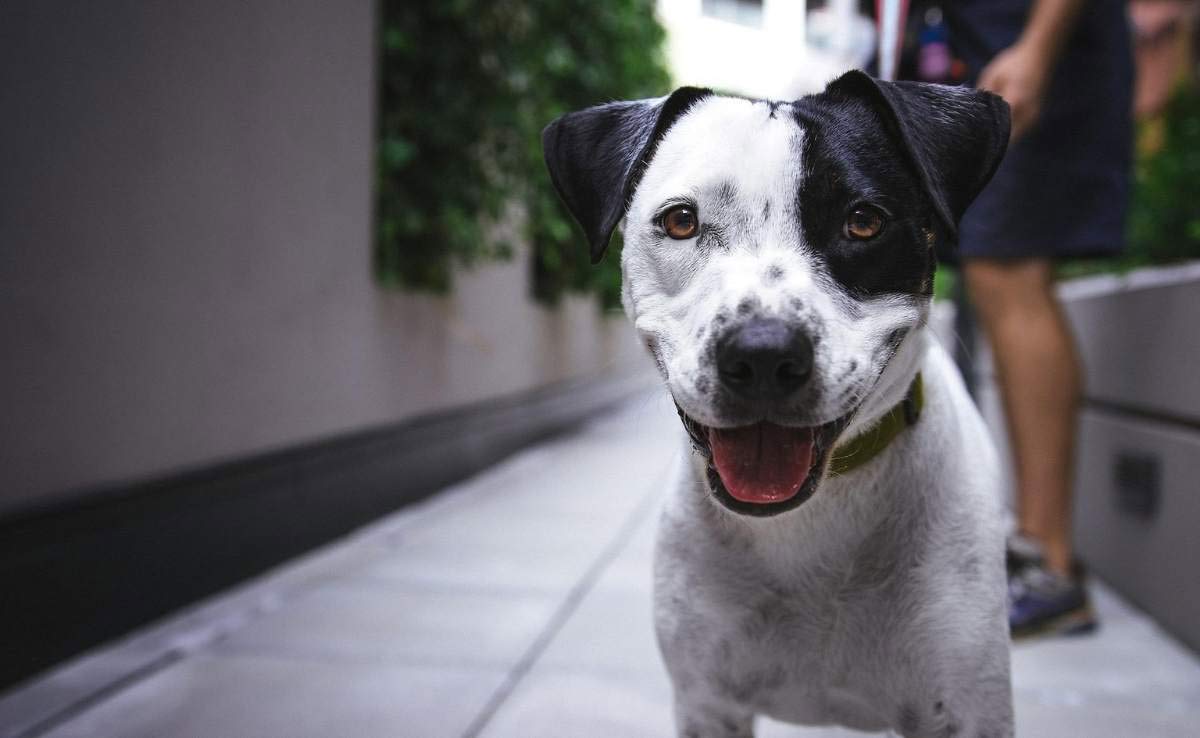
[963, 258, 1055, 322]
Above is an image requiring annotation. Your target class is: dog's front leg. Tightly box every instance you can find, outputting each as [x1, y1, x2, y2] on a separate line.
[673, 695, 755, 738]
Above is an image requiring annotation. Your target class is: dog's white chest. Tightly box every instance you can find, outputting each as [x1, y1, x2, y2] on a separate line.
[655, 550, 898, 731]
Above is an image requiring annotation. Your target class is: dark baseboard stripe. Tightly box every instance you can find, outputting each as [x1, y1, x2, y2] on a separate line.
[1083, 397, 1200, 434]
[0, 370, 657, 691]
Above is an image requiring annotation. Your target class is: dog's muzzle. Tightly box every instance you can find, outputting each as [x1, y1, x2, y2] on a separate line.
[678, 316, 852, 517]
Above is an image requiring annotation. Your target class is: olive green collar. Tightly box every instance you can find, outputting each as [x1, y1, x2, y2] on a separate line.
[828, 373, 924, 476]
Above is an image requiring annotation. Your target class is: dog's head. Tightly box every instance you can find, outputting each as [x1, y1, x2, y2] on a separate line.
[543, 71, 1009, 516]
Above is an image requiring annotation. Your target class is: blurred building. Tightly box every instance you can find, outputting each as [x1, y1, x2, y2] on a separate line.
[658, 0, 873, 98]
[0, 0, 651, 689]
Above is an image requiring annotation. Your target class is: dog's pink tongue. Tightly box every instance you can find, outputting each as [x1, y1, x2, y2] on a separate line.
[709, 423, 814, 504]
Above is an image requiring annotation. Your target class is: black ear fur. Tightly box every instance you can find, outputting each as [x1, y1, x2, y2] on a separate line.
[541, 87, 712, 263]
[823, 70, 1010, 240]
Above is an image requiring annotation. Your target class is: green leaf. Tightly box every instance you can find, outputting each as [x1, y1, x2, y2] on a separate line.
[380, 138, 417, 168]
[375, 0, 669, 300]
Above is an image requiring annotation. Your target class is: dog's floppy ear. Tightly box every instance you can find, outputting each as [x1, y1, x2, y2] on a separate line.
[823, 70, 1010, 240]
[542, 87, 712, 263]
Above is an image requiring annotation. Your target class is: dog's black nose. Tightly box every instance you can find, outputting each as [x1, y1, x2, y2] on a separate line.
[716, 318, 814, 400]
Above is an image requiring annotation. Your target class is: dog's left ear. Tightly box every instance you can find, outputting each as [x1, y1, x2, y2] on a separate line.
[542, 87, 712, 263]
[823, 70, 1010, 240]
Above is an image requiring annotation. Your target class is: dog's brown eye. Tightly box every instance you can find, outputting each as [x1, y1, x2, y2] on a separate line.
[662, 206, 699, 240]
[844, 206, 885, 240]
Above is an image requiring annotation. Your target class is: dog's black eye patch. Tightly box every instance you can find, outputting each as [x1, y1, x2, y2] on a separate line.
[792, 71, 1009, 294]
[793, 102, 934, 296]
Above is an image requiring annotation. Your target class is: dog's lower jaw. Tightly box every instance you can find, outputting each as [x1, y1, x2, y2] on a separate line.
[675, 404, 856, 518]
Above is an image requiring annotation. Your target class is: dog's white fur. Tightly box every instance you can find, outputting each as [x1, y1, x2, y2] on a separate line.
[620, 97, 1013, 737]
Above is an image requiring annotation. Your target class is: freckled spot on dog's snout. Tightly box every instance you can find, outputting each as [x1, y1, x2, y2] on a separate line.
[838, 360, 859, 382]
[695, 375, 711, 394]
[765, 264, 785, 284]
[737, 298, 755, 316]
[714, 313, 729, 327]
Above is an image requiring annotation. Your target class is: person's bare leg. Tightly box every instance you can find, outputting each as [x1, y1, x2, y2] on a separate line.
[963, 258, 1080, 577]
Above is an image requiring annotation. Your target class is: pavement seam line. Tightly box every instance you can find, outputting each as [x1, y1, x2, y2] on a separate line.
[458, 454, 678, 738]
[13, 651, 184, 738]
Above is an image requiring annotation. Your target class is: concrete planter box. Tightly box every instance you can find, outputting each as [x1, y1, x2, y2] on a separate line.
[1065, 263, 1200, 653]
[970, 261, 1200, 652]
[1062, 262, 1200, 425]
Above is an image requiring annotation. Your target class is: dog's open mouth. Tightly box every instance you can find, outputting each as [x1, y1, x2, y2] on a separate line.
[677, 408, 852, 517]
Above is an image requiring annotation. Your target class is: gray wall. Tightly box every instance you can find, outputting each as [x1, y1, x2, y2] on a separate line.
[0, 1, 649, 514]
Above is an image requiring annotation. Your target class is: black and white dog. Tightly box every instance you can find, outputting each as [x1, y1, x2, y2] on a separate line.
[543, 70, 1013, 737]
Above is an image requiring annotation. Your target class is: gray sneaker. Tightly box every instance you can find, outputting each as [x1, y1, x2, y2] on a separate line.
[1009, 562, 1098, 639]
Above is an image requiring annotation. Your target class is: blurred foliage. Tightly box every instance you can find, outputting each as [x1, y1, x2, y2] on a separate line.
[932, 266, 956, 301]
[376, 0, 670, 306]
[1126, 84, 1200, 264]
[1059, 83, 1200, 280]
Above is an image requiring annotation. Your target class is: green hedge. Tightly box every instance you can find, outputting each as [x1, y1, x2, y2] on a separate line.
[1127, 85, 1200, 265]
[376, 1, 670, 307]
[1058, 83, 1200, 280]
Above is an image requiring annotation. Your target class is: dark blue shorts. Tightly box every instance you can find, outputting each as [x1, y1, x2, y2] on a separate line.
[944, 0, 1134, 262]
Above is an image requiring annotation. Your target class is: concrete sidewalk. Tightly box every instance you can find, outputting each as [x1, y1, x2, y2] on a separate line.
[3, 393, 1199, 737]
